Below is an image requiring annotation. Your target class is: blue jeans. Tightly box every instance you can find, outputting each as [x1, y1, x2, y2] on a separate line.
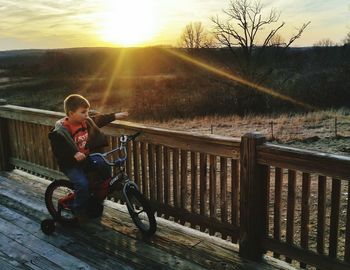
[62, 166, 89, 216]
[62, 156, 111, 216]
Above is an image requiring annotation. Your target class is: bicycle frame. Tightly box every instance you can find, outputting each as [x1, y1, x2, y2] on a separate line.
[89, 132, 141, 210]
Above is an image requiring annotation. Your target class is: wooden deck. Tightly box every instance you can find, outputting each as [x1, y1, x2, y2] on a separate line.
[0, 170, 295, 270]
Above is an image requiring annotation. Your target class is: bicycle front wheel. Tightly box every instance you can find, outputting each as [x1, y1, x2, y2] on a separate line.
[125, 187, 157, 236]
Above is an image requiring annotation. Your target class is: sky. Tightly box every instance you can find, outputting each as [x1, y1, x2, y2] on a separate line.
[0, 0, 349, 51]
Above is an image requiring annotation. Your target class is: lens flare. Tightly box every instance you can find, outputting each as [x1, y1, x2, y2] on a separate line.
[163, 48, 316, 111]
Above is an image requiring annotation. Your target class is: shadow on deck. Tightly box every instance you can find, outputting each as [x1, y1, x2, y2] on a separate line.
[0, 170, 295, 270]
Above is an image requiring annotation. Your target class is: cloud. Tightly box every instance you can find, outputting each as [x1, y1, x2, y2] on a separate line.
[0, 0, 349, 50]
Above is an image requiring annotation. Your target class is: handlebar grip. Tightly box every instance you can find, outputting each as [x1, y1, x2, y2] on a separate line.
[128, 132, 141, 141]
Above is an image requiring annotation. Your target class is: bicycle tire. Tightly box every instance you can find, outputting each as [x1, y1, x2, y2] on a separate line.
[125, 187, 157, 236]
[45, 179, 77, 226]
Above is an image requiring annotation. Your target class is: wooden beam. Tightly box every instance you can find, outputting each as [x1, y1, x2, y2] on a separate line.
[0, 118, 12, 171]
[0, 105, 240, 158]
[239, 133, 268, 261]
[264, 238, 350, 270]
[9, 158, 67, 180]
[258, 144, 350, 181]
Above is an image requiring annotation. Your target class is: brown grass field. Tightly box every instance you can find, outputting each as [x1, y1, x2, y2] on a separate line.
[143, 108, 350, 155]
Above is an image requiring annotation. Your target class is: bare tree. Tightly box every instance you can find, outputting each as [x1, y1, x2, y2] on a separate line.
[211, 0, 310, 78]
[343, 32, 350, 45]
[268, 34, 285, 47]
[179, 22, 215, 52]
[314, 38, 336, 47]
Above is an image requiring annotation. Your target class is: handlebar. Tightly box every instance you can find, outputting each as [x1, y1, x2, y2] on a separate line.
[119, 131, 141, 144]
[89, 132, 141, 166]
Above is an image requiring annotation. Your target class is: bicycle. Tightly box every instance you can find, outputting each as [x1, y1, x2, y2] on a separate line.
[41, 132, 157, 236]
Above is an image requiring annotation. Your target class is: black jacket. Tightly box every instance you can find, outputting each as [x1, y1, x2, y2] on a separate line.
[49, 112, 116, 170]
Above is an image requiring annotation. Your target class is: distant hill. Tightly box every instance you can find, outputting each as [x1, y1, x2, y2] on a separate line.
[0, 45, 348, 119]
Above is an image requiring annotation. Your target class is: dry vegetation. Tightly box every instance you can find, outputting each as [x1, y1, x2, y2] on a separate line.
[143, 108, 350, 155]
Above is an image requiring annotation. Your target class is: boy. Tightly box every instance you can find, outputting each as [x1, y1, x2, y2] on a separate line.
[49, 94, 128, 222]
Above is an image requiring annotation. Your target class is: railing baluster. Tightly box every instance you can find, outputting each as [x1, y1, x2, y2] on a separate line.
[148, 143, 156, 201]
[345, 182, 350, 263]
[45, 125, 54, 170]
[191, 152, 198, 216]
[329, 178, 341, 259]
[126, 140, 132, 177]
[220, 157, 228, 236]
[300, 172, 311, 268]
[317, 175, 327, 256]
[25, 123, 35, 163]
[156, 145, 163, 207]
[180, 150, 188, 224]
[286, 169, 296, 263]
[200, 153, 207, 232]
[40, 124, 49, 168]
[231, 159, 239, 243]
[163, 147, 170, 210]
[140, 142, 149, 198]
[273, 167, 283, 258]
[263, 165, 270, 247]
[15, 120, 23, 161]
[8, 120, 17, 159]
[132, 140, 140, 187]
[209, 154, 217, 235]
[173, 148, 180, 209]
[0, 118, 11, 171]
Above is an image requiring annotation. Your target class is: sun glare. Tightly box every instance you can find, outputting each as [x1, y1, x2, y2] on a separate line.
[98, 0, 159, 46]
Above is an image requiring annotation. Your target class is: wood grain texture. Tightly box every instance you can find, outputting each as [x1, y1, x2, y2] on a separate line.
[273, 167, 283, 259]
[239, 133, 267, 261]
[258, 144, 350, 181]
[300, 172, 310, 268]
[317, 175, 327, 256]
[264, 238, 350, 270]
[329, 178, 341, 259]
[345, 182, 350, 263]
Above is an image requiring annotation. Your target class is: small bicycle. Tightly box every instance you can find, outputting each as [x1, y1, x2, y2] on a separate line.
[41, 132, 157, 236]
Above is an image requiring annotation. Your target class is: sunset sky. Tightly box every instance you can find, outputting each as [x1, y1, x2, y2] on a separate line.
[0, 0, 349, 51]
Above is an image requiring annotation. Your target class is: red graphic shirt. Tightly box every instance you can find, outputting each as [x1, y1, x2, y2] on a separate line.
[63, 117, 89, 155]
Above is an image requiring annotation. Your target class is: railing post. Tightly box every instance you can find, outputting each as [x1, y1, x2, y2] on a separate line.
[239, 132, 268, 261]
[0, 100, 12, 171]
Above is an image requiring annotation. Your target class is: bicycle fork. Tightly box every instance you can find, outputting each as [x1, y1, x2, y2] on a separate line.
[122, 180, 140, 212]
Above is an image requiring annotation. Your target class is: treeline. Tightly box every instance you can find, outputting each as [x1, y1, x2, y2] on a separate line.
[0, 46, 349, 119]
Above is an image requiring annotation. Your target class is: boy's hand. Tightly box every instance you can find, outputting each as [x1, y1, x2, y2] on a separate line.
[74, 152, 86, 162]
[115, 112, 129, 120]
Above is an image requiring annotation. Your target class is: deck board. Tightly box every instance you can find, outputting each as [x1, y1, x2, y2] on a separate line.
[0, 170, 295, 270]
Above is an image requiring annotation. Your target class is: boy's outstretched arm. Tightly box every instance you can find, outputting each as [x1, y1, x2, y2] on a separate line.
[90, 110, 129, 128]
[114, 112, 129, 120]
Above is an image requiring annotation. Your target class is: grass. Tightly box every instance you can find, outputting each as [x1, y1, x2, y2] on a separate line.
[142, 109, 350, 155]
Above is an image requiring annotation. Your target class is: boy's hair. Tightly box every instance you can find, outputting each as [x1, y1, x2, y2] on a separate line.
[64, 94, 90, 115]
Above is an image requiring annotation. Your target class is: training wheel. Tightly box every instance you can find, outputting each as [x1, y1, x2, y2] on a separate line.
[41, 219, 56, 235]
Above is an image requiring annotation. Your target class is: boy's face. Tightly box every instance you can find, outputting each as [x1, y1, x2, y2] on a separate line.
[68, 106, 89, 123]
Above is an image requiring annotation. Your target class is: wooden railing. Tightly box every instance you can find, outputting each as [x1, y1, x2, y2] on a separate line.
[0, 104, 241, 242]
[240, 134, 350, 270]
[1, 104, 350, 270]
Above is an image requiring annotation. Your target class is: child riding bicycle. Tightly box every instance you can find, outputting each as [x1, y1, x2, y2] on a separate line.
[48, 94, 128, 223]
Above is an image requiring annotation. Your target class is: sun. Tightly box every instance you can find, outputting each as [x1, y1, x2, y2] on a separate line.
[98, 0, 159, 46]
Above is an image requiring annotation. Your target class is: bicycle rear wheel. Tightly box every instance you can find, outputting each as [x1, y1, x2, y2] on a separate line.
[45, 179, 77, 226]
[125, 187, 157, 236]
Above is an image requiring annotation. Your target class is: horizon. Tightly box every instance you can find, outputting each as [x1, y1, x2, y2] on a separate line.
[0, 44, 342, 53]
[0, 0, 349, 51]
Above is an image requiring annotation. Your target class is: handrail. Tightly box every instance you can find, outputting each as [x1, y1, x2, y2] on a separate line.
[257, 143, 350, 180]
[0, 104, 241, 158]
